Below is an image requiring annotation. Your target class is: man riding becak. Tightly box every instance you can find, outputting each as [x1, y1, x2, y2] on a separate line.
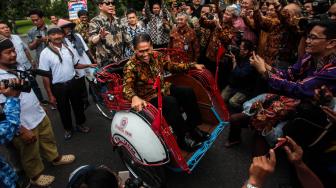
[123, 32, 209, 152]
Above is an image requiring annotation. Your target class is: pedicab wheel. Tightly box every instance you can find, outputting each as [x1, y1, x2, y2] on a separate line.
[95, 102, 115, 120]
[117, 147, 166, 188]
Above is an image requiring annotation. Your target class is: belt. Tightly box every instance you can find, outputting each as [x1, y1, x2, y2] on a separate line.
[53, 77, 76, 86]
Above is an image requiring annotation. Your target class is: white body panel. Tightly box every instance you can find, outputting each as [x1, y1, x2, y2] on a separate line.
[111, 111, 169, 165]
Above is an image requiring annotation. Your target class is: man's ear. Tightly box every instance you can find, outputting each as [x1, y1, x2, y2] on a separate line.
[326, 39, 336, 49]
[79, 183, 88, 188]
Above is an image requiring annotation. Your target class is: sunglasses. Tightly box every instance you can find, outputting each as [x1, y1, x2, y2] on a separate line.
[103, 1, 115, 6]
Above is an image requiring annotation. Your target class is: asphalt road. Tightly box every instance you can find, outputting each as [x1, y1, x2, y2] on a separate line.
[22, 36, 293, 188]
[33, 89, 293, 188]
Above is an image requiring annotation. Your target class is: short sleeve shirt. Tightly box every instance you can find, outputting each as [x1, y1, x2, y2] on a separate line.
[27, 25, 48, 60]
[0, 70, 46, 130]
[39, 44, 78, 84]
[10, 35, 31, 70]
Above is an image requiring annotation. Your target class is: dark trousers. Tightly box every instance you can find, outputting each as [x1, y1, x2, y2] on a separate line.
[150, 85, 202, 138]
[228, 113, 250, 142]
[51, 78, 86, 131]
[76, 77, 89, 105]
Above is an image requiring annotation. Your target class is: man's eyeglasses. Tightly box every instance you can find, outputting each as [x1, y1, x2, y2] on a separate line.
[306, 34, 327, 41]
[103, 1, 115, 6]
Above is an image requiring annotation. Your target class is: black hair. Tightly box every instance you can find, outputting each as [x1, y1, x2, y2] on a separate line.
[126, 8, 137, 16]
[132, 32, 152, 48]
[0, 20, 8, 26]
[241, 39, 255, 51]
[77, 9, 88, 17]
[308, 19, 336, 39]
[85, 168, 118, 188]
[28, 9, 44, 18]
[186, 3, 196, 12]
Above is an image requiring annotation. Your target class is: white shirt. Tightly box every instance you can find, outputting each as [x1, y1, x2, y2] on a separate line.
[39, 44, 79, 84]
[64, 33, 92, 78]
[10, 35, 31, 70]
[0, 69, 46, 130]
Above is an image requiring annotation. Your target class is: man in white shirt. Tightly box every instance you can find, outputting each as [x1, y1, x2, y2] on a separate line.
[39, 26, 97, 140]
[0, 21, 46, 103]
[58, 19, 96, 109]
[0, 34, 75, 187]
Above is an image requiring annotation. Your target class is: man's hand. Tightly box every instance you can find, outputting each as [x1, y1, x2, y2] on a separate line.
[99, 28, 109, 39]
[193, 64, 205, 70]
[0, 78, 22, 97]
[19, 126, 37, 144]
[131, 96, 147, 112]
[321, 106, 336, 123]
[250, 51, 267, 74]
[247, 149, 276, 187]
[283, 136, 304, 166]
[48, 94, 57, 107]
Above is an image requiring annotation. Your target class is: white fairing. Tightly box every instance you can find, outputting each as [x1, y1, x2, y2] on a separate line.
[111, 111, 169, 165]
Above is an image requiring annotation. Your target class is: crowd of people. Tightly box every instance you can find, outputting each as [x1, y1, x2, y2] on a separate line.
[0, 0, 336, 187]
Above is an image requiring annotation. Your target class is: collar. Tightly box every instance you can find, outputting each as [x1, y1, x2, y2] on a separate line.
[178, 25, 189, 34]
[99, 12, 115, 22]
[36, 24, 48, 31]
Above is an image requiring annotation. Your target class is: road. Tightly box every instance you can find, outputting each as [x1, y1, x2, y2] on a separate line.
[34, 93, 293, 188]
[22, 36, 292, 188]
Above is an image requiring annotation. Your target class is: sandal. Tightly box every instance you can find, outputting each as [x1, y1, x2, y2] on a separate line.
[52, 154, 76, 166]
[76, 125, 90, 133]
[224, 140, 241, 148]
[30, 174, 55, 187]
[64, 131, 73, 140]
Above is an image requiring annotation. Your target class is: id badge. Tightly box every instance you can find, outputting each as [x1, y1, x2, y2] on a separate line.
[184, 44, 189, 51]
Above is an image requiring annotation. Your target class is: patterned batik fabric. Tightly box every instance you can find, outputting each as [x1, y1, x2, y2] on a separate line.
[75, 22, 90, 43]
[144, 2, 171, 46]
[89, 13, 132, 64]
[200, 17, 236, 62]
[123, 51, 193, 101]
[124, 23, 147, 58]
[169, 25, 200, 62]
[0, 97, 20, 188]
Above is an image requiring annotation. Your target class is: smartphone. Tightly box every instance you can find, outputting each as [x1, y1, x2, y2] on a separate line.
[36, 35, 42, 39]
[273, 138, 288, 150]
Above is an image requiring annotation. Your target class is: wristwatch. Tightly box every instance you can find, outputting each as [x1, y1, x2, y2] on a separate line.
[247, 183, 258, 188]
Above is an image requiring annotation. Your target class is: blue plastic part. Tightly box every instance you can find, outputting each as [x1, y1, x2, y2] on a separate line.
[167, 107, 230, 172]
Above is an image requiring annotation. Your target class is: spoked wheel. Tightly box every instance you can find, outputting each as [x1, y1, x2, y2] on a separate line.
[117, 147, 166, 188]
[95, 102, 115, 120]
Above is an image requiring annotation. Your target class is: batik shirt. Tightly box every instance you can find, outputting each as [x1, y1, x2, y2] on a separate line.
[200, 17, 236, 62]
[89, 13, 132, 65]
[145, 2, 171, 46]
[124, 23, 147, 58]
[75, 22, 90, 43]
[0, 97, 20, 188]
[266, 53, 336, 98]
[123, 51, 194, 101]
[169, 25, 200, 62]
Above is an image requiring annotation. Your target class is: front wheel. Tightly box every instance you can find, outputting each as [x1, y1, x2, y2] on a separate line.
[117, 147, 166, 188]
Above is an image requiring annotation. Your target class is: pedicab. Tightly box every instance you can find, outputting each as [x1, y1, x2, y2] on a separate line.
[89, 48, 230, 187]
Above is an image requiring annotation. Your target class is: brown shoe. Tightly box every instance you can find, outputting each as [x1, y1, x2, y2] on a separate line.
[52, 154, 75, 166]
[30, 174, 55, 187]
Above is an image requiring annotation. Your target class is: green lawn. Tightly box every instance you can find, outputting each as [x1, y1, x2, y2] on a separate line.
[15, 19, 51, 35]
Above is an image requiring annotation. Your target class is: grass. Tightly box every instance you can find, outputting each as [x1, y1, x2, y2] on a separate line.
[15, 19, 51, 35]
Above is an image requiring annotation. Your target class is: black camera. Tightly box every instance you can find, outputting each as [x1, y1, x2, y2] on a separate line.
[205, 13, 215, 20]
[298, 0, 332, 31]
[227, 45, 240, 55]
[1, 69, 51, 93]
[36, 35, 42, 39]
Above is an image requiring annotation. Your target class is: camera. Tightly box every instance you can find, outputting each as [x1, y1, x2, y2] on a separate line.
[298, 0, 332, 31]
[36, 35, 42, 39]
[0, 69, 51, 93]
[205, 12, 215, 20]
[225, 30, 244, 56]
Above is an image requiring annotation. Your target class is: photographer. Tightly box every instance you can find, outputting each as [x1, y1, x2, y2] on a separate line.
[67, 165, 146, 188]
[221, 39, 258, 112]
[0, 35, 75, 187]
[0, 78, 21, 188]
